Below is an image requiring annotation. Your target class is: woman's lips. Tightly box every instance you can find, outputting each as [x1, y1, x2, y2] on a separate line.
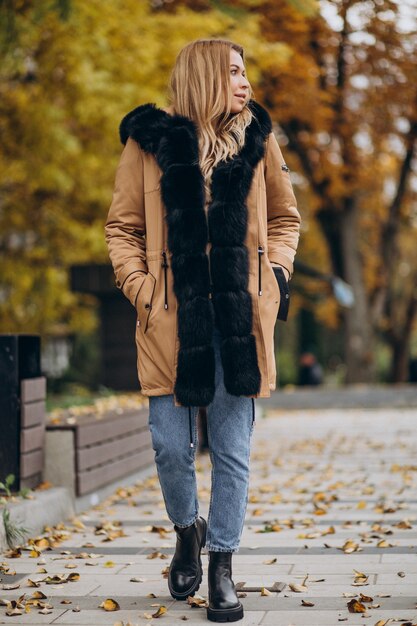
[235, 94, 246, 100]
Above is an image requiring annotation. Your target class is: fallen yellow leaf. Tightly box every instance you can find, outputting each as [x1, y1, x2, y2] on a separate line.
[99, 598, 120, 611]
[260, 587, 272, 595]
[152, 605, 167, 618]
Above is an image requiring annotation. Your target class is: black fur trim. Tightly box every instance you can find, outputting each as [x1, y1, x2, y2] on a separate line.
[212, 291, 253, 337]
[174, 345, 215, 406]
[120, 99, 272, 406]
[220, 335, 261, 395]
[119, 103, 168, 152]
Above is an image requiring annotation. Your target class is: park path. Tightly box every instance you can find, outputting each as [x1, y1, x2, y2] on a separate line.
[1, 405, 417, 625]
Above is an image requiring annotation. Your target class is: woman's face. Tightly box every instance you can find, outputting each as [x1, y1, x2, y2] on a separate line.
[229, 48, 250, 113]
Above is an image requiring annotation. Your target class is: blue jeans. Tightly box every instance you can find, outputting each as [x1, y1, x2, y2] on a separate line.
[148, 325, 255, 552]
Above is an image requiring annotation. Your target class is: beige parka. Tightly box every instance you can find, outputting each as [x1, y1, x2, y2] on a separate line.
[105, 100, 301, 408]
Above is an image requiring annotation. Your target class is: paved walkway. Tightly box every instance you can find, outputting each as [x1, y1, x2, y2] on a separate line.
[1, 406, 417, 625]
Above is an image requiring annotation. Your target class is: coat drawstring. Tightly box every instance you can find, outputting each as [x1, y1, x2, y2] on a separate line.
[257, 245, 264, 296]
[188, 406, 194, 448]
[161, 250, 169, 309]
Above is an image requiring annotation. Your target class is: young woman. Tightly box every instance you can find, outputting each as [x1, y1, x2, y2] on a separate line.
[105, 38, 300, 623]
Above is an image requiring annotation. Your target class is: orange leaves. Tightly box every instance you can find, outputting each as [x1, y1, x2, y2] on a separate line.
[347, 598, 367, 613]
[257, 522, 283, 533]
[94, 521, 127, 542]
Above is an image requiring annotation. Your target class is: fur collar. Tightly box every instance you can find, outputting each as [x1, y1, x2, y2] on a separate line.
[119, 99, 272, 150]
[119, 100, 272, 407]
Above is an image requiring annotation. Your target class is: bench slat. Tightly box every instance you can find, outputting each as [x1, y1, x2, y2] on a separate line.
[77, 447, 154, 495]
[76, 430, 151, 471]
[75, 410, 148, 447]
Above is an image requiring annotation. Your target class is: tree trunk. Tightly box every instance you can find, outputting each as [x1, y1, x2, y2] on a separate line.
[387, 293, 417, 382]
[318, 198, 375, 383]
[390, 338, 410, 383]
[340, 200, 375, 383]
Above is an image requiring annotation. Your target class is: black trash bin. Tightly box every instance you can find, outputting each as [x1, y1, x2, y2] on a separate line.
[0, 334, 46, 490]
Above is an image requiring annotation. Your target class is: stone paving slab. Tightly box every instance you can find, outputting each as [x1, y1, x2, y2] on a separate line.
[0, 611, 68, 624]
[2, 407, 417, 625]
[0, 581, 101, 597]
[52, 610, 266, 625]
[260, 609, 417, 625]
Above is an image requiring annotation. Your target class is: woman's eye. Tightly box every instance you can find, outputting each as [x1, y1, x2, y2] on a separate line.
[231, 69, 247, 77]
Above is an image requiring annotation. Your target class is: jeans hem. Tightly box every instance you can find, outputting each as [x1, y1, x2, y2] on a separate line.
[206, 545, 239, 553]
[170, 513, 199, 528]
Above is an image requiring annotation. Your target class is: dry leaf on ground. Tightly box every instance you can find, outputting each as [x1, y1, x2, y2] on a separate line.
[99, 598, 120, 611]
[289, 582, 308, 592]
[260, 587, 272, 595]
[187, 594, 208, 608]
[152, 605, 167, 617]
[347, 598, 367, 613]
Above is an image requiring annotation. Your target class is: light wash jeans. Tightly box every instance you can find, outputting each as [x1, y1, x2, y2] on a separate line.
[148, 324, 256, 552]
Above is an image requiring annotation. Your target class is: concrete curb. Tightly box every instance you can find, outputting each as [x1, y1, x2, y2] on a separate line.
[0, 487, 74, 550]
[0, 464, 157, 550]
[260, 384, 417, 410]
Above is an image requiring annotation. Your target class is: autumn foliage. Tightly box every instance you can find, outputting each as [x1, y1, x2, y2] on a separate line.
[0, 0, 416, 381]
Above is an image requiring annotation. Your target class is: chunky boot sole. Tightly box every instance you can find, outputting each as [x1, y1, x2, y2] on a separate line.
[168, 518, 207, 601]
[207, 603, 244, 622]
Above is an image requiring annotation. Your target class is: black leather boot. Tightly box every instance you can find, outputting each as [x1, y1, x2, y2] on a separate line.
[168, 515, 207, 600]
[207, 550, 244, 622]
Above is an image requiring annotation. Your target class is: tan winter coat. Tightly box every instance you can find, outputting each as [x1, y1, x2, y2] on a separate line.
[105, 101, 301, 407]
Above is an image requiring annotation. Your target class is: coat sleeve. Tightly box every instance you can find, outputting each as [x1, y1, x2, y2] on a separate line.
[104, 137, 148, 308]
[264, 131, 301, 278]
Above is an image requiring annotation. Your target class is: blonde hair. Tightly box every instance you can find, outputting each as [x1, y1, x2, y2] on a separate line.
[168, 38, 254, 200]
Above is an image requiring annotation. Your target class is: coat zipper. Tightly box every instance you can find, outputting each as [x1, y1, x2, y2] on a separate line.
[161, 250, 168, 309]
[257, 245, 264, 296]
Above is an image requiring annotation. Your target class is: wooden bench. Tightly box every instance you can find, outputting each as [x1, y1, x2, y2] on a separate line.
[0, 333, 46, 491]
[45, 406, 153, 497]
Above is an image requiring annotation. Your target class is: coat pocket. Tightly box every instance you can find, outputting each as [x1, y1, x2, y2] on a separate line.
[272, 266, 290, 322]
[135, 272, 156, 333]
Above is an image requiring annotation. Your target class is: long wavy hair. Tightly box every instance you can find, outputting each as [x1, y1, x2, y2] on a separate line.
[168, 38, 254, 200]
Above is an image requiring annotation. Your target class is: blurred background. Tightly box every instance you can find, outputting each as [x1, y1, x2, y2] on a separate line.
[1, 0, 417, 405]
